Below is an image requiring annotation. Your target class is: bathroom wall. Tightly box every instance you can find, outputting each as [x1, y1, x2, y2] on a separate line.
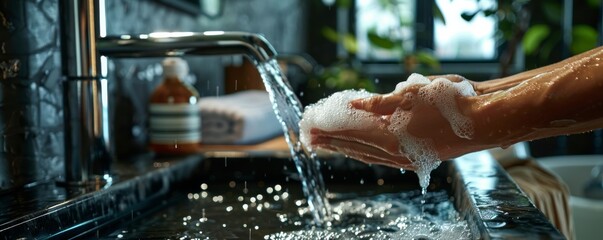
[0, 0, 63, 190]
[0, 0, 307, 190]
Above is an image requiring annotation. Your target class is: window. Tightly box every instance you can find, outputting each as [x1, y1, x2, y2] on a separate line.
[355, 0, 498, 62]
[355, 0, 415, 60]
[434, 0, 497, 60]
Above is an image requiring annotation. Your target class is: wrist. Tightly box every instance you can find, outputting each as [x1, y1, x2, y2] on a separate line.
[458, 94, 503, 150]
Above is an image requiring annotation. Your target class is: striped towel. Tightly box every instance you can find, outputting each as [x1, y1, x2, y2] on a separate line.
[199, 90, 283, 144]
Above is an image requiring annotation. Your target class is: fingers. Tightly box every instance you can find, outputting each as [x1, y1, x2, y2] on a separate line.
[317, 144, 409, 169]
[310, 128, 414, 169]
[349, 94, 403, 115]
[351, 91, 419, 115]
[310, 128, 399, 154]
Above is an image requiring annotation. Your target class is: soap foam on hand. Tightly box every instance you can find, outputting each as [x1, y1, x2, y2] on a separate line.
[299, 73, 477, 192]
[299, 89, 378, 152]
[388, 74, 477, 190]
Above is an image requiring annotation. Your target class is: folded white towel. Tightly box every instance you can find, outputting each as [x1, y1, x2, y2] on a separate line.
[198, 90, 283, 144]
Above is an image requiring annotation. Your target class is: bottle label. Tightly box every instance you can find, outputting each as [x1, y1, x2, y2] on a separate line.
[149, 104, 201, 144]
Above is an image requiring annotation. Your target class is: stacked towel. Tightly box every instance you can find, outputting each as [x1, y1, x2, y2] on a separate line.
[488, 144, 574, 240]
[502, 159, 574, 240]
[198, 90, 283, 145]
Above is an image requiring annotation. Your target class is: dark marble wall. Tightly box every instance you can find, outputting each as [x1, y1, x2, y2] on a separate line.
[0, 0, 63, 190]
[0, 0, 306, 190]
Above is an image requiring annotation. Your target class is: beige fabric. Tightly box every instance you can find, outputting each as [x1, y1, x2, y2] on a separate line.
[502, 159, 574, 240]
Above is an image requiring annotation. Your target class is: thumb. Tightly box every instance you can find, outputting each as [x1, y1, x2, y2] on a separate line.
[350, 94, 403, 115]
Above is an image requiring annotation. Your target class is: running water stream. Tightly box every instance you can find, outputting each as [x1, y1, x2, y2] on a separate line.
[256, 60, 331, 224]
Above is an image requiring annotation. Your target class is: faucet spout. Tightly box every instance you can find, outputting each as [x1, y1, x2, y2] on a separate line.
[97, 31, 277, 64]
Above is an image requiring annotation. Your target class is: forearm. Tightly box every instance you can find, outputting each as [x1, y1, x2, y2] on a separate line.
[469, 47, 603, 147]
[475, 46, 603, 94]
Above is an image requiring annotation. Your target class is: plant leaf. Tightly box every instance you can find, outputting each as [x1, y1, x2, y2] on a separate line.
[415, 51, 440, 69]
[522, 24, 550, 55]
[571, 25, 598, 54]
[587, 0, 601, 8]
[539, 32, 561, 63]
[336, 0, 352, 8]
[433, 2, 446, 25]
[342, 33, 358, 54]
[321, 27, 340, 43]
[542, 2, 562, 23]
[461, 11, 478, 21]
[367, 30, 397, 49]
[483, 9, 497, 17]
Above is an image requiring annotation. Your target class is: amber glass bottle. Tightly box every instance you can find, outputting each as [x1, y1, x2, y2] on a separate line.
[149, 58, 201, 154]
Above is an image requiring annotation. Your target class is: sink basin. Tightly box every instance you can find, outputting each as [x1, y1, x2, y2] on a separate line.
[537, 155, 603, 240]
[0, 152, 565, 239]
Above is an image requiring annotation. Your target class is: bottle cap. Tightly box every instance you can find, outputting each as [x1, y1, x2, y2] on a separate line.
[162, 57, 189, 79]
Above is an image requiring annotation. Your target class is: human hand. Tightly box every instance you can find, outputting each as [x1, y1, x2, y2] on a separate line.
[309, 88, 418, 170]
[305, 74, 481, 170]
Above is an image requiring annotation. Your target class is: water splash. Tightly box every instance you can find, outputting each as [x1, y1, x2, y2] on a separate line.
[256, 60, 331, 223]
[266, 191, 472, 240]
[104, 182, 471, 239]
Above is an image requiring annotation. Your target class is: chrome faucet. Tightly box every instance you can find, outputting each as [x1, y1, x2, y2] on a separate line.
[60, 0, 277, 185]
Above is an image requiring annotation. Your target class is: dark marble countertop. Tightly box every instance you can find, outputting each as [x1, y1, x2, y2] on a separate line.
[0, 153, 203, 239]
[0, 152, 566, 239]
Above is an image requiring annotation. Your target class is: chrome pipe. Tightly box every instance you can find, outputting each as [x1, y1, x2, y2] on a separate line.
[60, 0, 99, 77]
[60, 0, 111, 185]
[97, 31, 277, 64]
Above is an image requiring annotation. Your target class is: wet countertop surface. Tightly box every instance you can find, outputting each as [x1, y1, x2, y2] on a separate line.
[0, 153, 204, 239]
[0, 152, 566, 239]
